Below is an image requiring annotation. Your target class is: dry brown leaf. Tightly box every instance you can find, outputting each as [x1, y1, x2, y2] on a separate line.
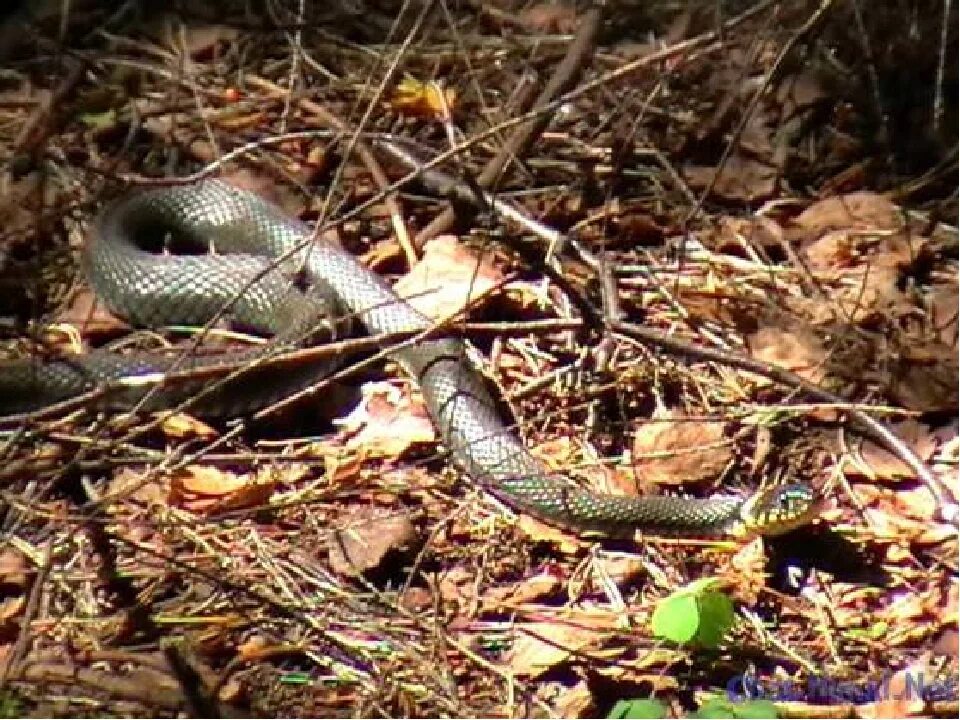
[106, 467, 168, 508]
[55, 285, 129, 336]
[852, 482, 952, 544]
[855, 419, 938, 480]
[930, 281, 959, 346]
[800, 228, 863, 270]
[169, 465, 283, 514]
[630, 414, 732, 486]
[834, 266, 910, 324]
[481, 572, 562, 610]
[725, 537, 767, 606]
[541, 680, 595, 719]
[154, 18, 239, 60]
[592, 554, 646, 588]
[714, 215, 785, 256]
[217, 677, 244, 704]
[159, 411, 219, 440]
[684, 155, 779, 203]
[795, 192, 903, 234]
[0, 595, 24, 624]
[519, 3, 579, 33]
[801, 228, 927, 274]
[0, 548, 31, 591]
[505, 611, 616, 678]
[174, 465, 250, 497]
[593, 655, 682, 691]
[389, 77, 457, 119]
[393, 235, 503, 321]
[337, 381, 435, 458]
[747, 324, 827, 384]
[887, 341, 959, 412]
[329, 509, 419, 578]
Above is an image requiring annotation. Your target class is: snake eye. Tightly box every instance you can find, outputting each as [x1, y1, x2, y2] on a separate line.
[772, 485, 813, 516]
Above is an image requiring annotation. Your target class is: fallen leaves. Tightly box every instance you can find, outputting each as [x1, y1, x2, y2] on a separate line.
[504, 610, 617, 678]
[168, 464, 308, 515]
[746, 323, 827, 384]
[393, 235, 503, 321]
[793, 192, 904, 235]
[335, 381, 436, 459]
[328, 508, 420, 578]
[0, 547, 32, 670]
[629, 414, 733, 486]
[389, 76, 457, 120]
[851, 420, 938, 480]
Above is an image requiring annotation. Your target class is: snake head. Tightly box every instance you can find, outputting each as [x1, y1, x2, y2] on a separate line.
[738, 483, 820, 537]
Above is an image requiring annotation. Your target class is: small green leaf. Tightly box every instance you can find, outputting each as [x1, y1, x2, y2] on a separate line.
[845, 620, 888, 640]
[651, 592, 700, 644]
[690, 698, 737, 718]
[78, 109, 118, 129]
[608, 697, 668, 719]
[279, 671, 310, 685]
[694, 590, 735, 648]
[686, 576, 722, 595]
[689, 697, 778, 719]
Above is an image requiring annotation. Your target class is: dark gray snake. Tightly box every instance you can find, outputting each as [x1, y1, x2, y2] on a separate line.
[0, 181, 816, 536]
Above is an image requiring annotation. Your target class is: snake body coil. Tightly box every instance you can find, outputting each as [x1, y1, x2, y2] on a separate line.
[1, 181, 816, 537]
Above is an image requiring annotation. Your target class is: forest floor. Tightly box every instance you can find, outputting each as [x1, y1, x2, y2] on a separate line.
[0, 1, 956, 718]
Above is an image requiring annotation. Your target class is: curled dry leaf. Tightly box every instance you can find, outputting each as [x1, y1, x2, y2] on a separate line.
[0, 548, 32, 591]
[516, 514, 581, 553]
[851, 482, 952, 544]
[393, 235, 503, 321]
[389, 76, 457, 119]
[794, 192, 903, 235]
[747, 323, 827, 384]
[630, 414, 733, 486]
[505, 611, 617, 678]
[0, 595, 24, 624]
[481, 572, 562, 611]
[159, 411, 219, 440]
[684, 154, 779, 203]
[168, 464, 302, 515]
[592, 553, 646, 588]
[336, 381, 435, 458]
[328, 508, 420, 578]
[55, 285, 129, 336]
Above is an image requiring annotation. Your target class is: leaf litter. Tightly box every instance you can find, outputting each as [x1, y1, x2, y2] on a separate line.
[0, 3, 956, 718]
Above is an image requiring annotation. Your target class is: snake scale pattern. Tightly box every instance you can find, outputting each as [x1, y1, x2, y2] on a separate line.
[0, 181, 817, 537]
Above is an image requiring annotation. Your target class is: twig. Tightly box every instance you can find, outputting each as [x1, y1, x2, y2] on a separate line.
[414, 5, 603, 246]
[245, 75, 419, 268]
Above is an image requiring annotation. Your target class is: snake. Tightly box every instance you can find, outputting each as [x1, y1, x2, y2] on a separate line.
[0, 180, 817, 537]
